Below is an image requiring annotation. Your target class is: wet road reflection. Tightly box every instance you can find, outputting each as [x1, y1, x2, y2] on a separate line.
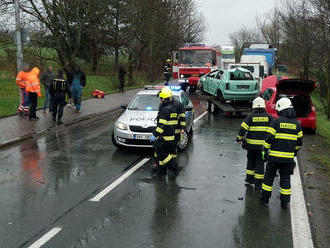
[0, 94, 294, 248]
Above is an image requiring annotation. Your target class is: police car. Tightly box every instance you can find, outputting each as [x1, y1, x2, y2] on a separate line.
[112, 85, 194, 150]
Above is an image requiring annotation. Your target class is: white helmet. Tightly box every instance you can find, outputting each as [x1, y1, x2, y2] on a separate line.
[252, 97, 266, 109]
[276, 97, 293, 112]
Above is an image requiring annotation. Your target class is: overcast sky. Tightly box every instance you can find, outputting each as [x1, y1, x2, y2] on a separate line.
[198, 0, 277, 45]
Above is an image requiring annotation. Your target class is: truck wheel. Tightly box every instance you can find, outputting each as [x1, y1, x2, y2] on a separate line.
[217, 90, 225, 103]
[310, 128, 316, 135]
[205, 100, 211, 111]
[188, 85, 196, 93]
[210, 102, 219, 114]
[178, 130, 189, 151]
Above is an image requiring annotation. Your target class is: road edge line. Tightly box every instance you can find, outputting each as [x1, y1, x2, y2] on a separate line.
[291, 157, 314, 248]
[194, 111, 208, 124]
[28, 226, 62, 248]
[89, 158, 150, 202]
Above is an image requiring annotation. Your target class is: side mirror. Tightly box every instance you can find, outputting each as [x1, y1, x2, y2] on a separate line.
[185, 106, 193, 111]
[121, 104, 128, 110]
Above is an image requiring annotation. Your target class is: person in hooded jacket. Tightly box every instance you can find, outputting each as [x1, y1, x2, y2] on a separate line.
[15, 63, 31, 115]
[49, 69, 69, 125]
[67, 65, 86, 112]
[260, 97, 303, 209]
[25, 67, 41, 121]
[40, 65, 55, 112]
[237, 97, 273, 190]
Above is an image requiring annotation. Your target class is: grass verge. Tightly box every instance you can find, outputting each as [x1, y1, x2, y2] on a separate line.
[309, 92, 330, 174]
[311, 92, 330, 141]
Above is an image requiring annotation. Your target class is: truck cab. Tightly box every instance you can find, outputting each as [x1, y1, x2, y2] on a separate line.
[242, 46, 277, 75]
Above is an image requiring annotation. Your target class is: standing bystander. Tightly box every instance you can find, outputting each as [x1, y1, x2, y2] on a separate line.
[15, 63, 31, 116]
[40, 65, 55, 113]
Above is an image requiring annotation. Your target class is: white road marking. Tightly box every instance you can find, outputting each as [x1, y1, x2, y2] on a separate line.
[291, 157, 314, 248]
[194, 111, 208, 124]
[89, 158, 150, 202]
[28, 226, 62, 248]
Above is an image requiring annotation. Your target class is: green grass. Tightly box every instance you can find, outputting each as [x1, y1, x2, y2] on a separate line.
[311, 92, 330, 142]
[0, 71, 148, 117]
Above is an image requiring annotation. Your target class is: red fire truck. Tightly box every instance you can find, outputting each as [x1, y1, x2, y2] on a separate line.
[172, 44, 221, 92]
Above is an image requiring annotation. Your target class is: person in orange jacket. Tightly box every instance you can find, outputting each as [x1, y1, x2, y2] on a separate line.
[15, 63, 31, 116]
[26, 67, 42, 121]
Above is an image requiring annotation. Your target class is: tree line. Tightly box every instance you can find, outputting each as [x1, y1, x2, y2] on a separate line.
[229, 0, 330, 119]
[0, 0, 205, 82]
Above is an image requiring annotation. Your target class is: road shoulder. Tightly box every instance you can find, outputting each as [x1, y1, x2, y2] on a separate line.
[298, 134, 330, 248]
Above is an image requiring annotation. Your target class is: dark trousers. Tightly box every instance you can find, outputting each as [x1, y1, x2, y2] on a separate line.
[52, 94, 66, 121]
[261, 161, 294, 203]
[29, 92, 38, 118]
[246, 149, 264, 187]
[164, 73, 170, 84]
[154, 141, 178, 176]
[119, 78, 125, 92]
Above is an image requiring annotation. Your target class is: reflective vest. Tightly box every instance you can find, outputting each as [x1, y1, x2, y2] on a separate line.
[25, 67, 41, 97]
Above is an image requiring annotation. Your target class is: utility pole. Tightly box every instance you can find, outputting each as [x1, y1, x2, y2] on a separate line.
[14, 0, 23, 72]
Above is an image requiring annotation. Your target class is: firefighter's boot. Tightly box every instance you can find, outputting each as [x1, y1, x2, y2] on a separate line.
[281, 201, 288, 210]
[245, 175, 255, 185]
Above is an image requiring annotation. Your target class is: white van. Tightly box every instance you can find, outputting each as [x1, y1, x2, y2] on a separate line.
[240, 55, 269, 78]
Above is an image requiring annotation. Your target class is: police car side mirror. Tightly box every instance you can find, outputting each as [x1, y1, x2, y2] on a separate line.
[185, 106, 193, 111]
[121, 104, 128, 110]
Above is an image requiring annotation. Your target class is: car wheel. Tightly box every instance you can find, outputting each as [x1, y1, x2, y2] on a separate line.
[210, 102, 219, 114]
[217, 90, 225, 103]
[178, 130, 189, 151]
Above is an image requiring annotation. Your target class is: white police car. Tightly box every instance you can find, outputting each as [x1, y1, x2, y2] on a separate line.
[112, 85, 194, 150]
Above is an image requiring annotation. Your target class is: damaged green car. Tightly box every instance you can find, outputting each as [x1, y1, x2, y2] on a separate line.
[200, 67, 259, 102]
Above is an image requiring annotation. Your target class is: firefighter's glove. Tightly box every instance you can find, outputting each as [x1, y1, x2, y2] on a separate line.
[149, 135, 156, 142]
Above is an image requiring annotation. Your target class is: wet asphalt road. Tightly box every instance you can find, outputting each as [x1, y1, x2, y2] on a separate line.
[0, 95, 293, 248]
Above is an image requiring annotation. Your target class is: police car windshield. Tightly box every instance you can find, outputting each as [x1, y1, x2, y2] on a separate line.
[128, 94, 180, 111]
[128, 95, 160, 111]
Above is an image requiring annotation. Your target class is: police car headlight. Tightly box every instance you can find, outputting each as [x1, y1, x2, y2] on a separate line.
[115, 121, 128, 130]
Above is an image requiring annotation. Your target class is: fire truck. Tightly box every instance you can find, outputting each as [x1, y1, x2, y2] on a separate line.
[172, 44, 221, 92]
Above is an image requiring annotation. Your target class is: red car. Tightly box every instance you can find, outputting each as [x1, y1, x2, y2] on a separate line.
[260, 75, 317, 133]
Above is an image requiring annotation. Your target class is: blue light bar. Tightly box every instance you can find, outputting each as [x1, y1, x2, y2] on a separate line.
[169, 85, 182, 91]
[145, 106, 153, 111]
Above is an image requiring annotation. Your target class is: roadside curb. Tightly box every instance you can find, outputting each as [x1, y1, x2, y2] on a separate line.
[0, 106, 121, 150]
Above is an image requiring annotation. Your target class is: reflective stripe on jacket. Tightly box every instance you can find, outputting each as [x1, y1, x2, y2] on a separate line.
[154, 100, 177, 142]
[263, 116, 303, 163]
[16, 71, 28, 89]
[237, 110, 273, 150]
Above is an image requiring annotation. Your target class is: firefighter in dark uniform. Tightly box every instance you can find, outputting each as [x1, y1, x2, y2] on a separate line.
[237, 97, 273, 190]
[260, 97, 303, 209]
[49, 69, 69, 125]
[163, 59, 171, 85]
[150, 87, 181, 179]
